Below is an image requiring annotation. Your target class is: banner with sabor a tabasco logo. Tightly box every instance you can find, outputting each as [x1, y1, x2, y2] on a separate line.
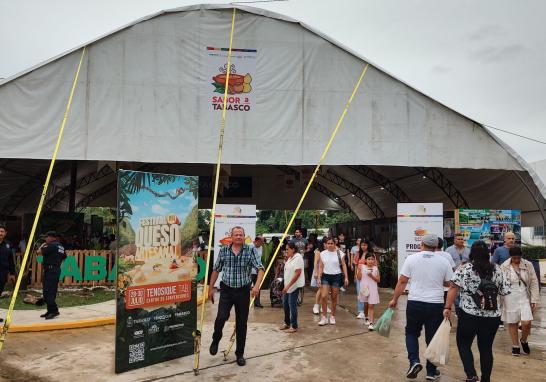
[115, 170, 199, 373]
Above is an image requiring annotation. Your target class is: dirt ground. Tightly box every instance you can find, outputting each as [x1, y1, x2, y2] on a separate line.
[0, 287, 544, 382]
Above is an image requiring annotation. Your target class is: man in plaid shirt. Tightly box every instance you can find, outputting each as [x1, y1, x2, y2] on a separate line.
[208, 226, 265, 366]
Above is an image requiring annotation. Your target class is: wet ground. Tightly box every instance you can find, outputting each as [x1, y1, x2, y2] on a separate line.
[0, 287, 544, 381]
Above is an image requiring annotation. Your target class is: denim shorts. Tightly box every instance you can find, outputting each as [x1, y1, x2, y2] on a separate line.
[321, 273, 343, 288]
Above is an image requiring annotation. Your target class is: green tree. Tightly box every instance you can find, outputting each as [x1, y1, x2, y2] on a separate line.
[180, 205, 198, 249]
[198, 209, 211, 233]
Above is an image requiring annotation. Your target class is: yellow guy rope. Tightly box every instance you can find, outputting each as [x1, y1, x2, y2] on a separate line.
[193, 7, 237, 376]
[223, 63, 371, 359]
[0, 46, 87, 352]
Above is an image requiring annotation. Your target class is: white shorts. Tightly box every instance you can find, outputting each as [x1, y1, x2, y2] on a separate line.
[502, 285, 533, 323]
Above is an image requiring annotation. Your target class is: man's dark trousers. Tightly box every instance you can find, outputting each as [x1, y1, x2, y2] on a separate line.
[0, 269, 8, 296]
[43, 265, 60, 314]
[212, 282, 250, 357]
[405, 300, 444, 376]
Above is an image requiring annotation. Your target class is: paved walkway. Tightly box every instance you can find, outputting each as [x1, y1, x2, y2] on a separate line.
[0, 300, 115, 331]
[1, 288, 544, 381]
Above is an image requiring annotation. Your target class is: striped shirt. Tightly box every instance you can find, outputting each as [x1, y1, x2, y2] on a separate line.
[214, 244, 264, 288]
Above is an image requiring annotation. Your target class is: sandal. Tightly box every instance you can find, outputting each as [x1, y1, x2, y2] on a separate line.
[286, 328, 298, 333]
[279, 324, 290, 330]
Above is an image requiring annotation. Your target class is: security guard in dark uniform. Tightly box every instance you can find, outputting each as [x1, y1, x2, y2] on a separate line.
[0, 224, 16, 323]
[38, 231, 65, 319]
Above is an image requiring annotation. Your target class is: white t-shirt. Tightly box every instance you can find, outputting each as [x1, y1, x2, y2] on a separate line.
[436, 251, 456, 291]
[400, 251, 453, 303]
[284, 253, 305, 293]
[320, 249, 344, 275]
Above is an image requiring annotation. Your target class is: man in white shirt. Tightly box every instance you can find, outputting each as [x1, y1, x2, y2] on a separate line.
[249, 236, 264, 308]
[389, 234, 453, 381]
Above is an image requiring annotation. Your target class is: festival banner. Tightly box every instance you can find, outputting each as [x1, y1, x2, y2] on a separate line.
[455, 209, 521, 246]
[204, 46, 257, 112]
[213, 204, 256, 287]
[115, 170, 199, 373]
[397, 203, 444, 275]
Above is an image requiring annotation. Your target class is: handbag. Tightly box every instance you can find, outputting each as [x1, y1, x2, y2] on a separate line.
[359, 285, 370, 299]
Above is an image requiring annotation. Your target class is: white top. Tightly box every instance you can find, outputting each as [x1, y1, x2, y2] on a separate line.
[250, 244, 263, 275]
[350, 245, 359, 255]
[437, 250, 456, 291]
[400, 251, 453, 303]
[284, 253, 305, 293]
[320, 249, 345, 275]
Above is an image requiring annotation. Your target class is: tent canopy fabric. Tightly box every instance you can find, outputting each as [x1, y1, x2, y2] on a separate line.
[0, 5, 545, 226]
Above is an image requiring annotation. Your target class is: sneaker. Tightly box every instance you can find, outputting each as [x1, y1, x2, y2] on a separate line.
[464, 377, 480, 382]
[499, 324, 504, 330]
[520, 340, 530, 355]
[318, 316, 328, 326]
[329, 316, 336, 325]
[426, 369, 441, 380]
[368, 322, 374, 331]
[340, 287, 346, 292]
[356, 312, 365, 319]
[364, 317, 370, 325]
[406, 362, 423, 379]
[313, 304, 320, 315]
[512, 347, 520, 356]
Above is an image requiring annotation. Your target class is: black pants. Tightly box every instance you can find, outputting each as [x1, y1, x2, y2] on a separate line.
[0, 269, 8, 296]
[250, 274, 261, 305]
[456, 310, 500, 382]
[212, 282, 250, 357]
[43, 266, 60, 314]
[405, 300, 444, 376]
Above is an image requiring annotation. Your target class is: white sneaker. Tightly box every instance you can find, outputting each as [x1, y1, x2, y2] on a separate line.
[340, 287, 346, 292]
[364, 318, 370, 325]
[318, 316, 328, 326]
[329, 316, 336, 325]
[356, 312, 365, 319]
[312, 304, 320, 315]
[368, 322, 374, 331]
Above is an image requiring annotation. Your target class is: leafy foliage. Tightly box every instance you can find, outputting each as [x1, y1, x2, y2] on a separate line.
[255, 210, 357, 234]
[522, 245, 546, 260]
[180, 205, 198, 249]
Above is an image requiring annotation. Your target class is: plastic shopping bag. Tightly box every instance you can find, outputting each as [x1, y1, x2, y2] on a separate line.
[424, 318, 451, 365]
[375, 308, 394, 338]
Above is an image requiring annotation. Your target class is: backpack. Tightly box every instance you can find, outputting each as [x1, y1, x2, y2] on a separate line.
[471, 274, 499, 311]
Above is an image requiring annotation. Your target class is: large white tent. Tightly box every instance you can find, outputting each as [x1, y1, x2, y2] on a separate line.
[0, 4, 545, 225]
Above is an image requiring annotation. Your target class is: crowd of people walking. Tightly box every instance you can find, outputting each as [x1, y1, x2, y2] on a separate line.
[206, 226, 540, 382]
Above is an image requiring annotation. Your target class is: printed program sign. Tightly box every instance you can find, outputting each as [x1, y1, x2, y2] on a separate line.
[115, 170, 199, 373]
[397, 203, 444, 275]
[204, 47, 257, 112]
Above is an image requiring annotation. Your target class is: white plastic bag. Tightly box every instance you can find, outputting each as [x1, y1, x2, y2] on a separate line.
[424, 318, 451, 365]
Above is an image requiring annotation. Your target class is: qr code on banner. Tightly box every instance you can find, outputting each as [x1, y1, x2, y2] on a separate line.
[129, 342, 145, 364]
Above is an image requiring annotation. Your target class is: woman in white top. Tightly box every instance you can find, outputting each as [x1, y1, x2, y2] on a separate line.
[280, 243, 306, 333]
[500, 246, 540, 356]
[317, 237, 349, 326]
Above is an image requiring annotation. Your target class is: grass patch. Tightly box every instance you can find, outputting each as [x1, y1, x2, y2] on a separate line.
[0, 288, 115, 310]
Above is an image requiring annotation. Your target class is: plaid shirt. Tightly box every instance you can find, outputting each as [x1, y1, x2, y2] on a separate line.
[214, 244, 264, 288]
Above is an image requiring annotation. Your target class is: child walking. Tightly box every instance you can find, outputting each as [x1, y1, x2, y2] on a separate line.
[358, 253, 380, 330]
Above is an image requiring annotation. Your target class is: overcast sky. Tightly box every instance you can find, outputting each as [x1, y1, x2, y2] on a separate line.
[1, 0, 545, 162]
